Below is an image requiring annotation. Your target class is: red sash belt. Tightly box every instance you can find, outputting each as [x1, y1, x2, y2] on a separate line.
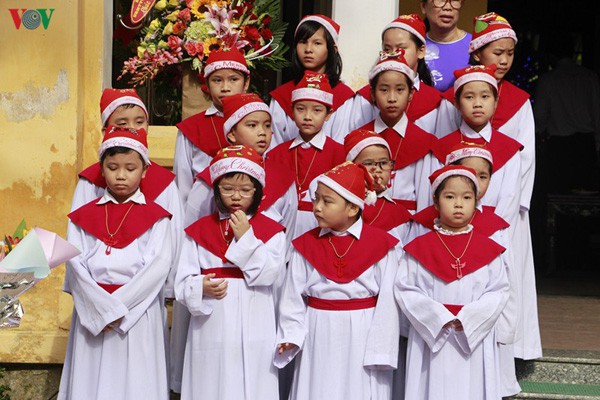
[298, 200, 313, 212]
[97, 282, 124, 294]
[392, 199, 417, 211]
[202, 267, 244, 279]
[307, 296, 378, 311]
[444, 304, 463, 316]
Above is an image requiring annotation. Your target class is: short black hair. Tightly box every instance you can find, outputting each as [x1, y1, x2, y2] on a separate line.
[451, 158, 493, 176]
[292, 20, 342, 87]
[100, 146, 145, 165]
[369, 68, 415, 94]
[213, 172, 263, 216]
[433, 175, 478, 202]
[454, 81, 498, 101]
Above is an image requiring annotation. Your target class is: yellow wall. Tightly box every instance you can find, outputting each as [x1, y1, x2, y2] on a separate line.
[0, 1, 105, 363]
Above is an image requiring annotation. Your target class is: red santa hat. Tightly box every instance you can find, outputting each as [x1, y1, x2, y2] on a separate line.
[382, 14, 426, 44]
[295, 14, 340, 47]
[445, 143, 494, 166]
[99, 125, 150, 165]
[100, 88, 148, 127]
[209, 145, 266, 187]
[292, 71, 334, 107]
[469, 12, 518, 54]
[203, 47, 250, 78]
[429, 165, 479, 196]
[368, 48, 416, 82]
[312, 161, 377, 209]
[222, 93, 270, 135]
[453, 64, 498, 92]
[344, 129, 391, 162]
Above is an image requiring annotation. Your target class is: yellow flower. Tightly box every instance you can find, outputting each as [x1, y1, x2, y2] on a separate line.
[163, 21, 174, 35]
[158, 40, 169, 50]
[137, 45, 146, 58]
[165, 10, 179, 22]
[148, 18, 161, 33]
[168, 0, 180, 6]
[202, 37, 222, 57]
[154, 0, 167, 11]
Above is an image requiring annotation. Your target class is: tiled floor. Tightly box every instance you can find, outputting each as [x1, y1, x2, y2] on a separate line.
[538, 295, 600, 351]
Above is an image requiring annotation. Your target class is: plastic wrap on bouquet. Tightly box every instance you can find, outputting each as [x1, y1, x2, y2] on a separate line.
[0, 227, 80, 328]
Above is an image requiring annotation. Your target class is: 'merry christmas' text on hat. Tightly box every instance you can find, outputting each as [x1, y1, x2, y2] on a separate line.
[382, 14, 426, 44]
[311, 161, 377, 209]
[295, 14, 340, 47]
[100, 88, 148, 127]
[453, 64, 498, 92]
[344, 129, 392, 162]
[99, 125, 150, 165]
[445, 144, 494, 166]
[203, 47, 250, 78]
[368, 48, 417, 82]
[292, 71, 334, 107]
[209, 145, 266, 187]
[469, 12, 517, 53]
[429, 165, 479, 196]
[222, 93, 270, 135]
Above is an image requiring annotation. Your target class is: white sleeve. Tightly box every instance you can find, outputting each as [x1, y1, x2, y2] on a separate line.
[347, 95, 377, 139]
[326, 97, 355, 144]
[269, 99, 297, 148]
[434, 98, 461, 138]
[515, 103, 536, 211]
[274, 249, 310, 368]
[174, 235, 213, 317]
[364, 249, 402, 370]
[70, 178, 103, 212]
[173, 131, 195, 205]
[184, 179, 216, 227]
[490, 156, 521, 241]
[415, 154, 435, 211]
[226, 229, 286, 287]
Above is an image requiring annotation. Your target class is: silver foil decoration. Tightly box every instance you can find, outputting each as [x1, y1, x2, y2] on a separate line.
[0, 272, 36, 328]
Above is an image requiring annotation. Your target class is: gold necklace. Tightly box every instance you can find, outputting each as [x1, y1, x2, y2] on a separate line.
[104, 203, 135, 255]
[211, 115, 224, 149]
[294, 146, 318, 201]
[364, 200, 386, 225]
[434, 230, 473, 279]
[328, 235, 356, 278]
[219, 219, 232, 244]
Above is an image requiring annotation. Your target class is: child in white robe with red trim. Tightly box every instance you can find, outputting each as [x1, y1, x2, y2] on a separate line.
[344, 128, 412, 246]
[350, 14, 457, 140]
[70, 89, 183, 300]
[175, 146, 285, 400]
[276, 162, 400, 400]
[59, 127, 172, 400]
[267, 71, 345, 238]
[464, 12, 540, 361]
[184, 93, 297, 241]
[171, 48, 251, 393]
[269, 14, 355, 147]
[174, 48, 250, 204]
[396, 165, 509, 400]
[359, 49, 438, 212]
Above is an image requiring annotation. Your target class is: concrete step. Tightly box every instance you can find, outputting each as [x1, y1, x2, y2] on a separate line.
[509, 350, 600, 399]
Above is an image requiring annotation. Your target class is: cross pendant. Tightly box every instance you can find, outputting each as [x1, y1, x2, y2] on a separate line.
[451, 259, 465, 279]
[105, 236, 116, 255]
[334, 258, 346, 278]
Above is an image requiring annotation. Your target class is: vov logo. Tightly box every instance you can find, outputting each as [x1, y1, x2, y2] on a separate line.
[9, 9, 55, 30]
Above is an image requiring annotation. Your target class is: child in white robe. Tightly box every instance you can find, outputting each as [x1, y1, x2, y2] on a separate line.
[59, 126, 173, 400]
[276, 161, 400, 400]
[175, 145, 286, 400]
[396, 165, 509, 400]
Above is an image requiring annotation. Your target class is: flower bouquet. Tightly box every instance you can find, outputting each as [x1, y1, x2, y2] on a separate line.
[119, 0, 289, 86]
[0, 221, 80, 328]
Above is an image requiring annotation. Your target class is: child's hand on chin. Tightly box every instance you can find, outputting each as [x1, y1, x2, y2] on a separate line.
[230, 210, 251, 240]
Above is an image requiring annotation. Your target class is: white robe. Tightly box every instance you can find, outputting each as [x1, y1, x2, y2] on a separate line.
[395, 249, 509, 400]
[59, 201, 172, 400]
[173, 131, 214, 205]
[175, 223, 286, 400]
[268, 95, 355, 147]
[275, 221, 399, 400]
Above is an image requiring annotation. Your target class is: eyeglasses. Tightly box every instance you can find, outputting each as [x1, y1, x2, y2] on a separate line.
[361, 160, 395, 171]
[431, 0, 463, 10]
[218, 186, 256, 198]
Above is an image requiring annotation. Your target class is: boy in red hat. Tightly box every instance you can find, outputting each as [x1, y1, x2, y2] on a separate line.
[59, 126, 173, 400]
[396, 164, 509, 400]
[175, 145, 285, 400]
[275, 161, 400, 400]
[267, 71, 346, 238]
[359, 49, 438, 212]
[174, 48, 250, 203]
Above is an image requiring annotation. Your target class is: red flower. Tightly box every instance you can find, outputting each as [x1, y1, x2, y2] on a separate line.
[173, 21, 187, 36]
[261, 28, 273, 40]
[244, 26, 261, 41]
[179, 8, 191, 22]
[262, 15, 272, 26]
[232, 5, 245, 17]
[185, 41, 198, 56]
[252, 41, 262, 51]
[168, 35, 183, 51]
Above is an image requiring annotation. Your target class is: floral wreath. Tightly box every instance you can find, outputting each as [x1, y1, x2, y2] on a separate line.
[119, 0, 289, 86]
